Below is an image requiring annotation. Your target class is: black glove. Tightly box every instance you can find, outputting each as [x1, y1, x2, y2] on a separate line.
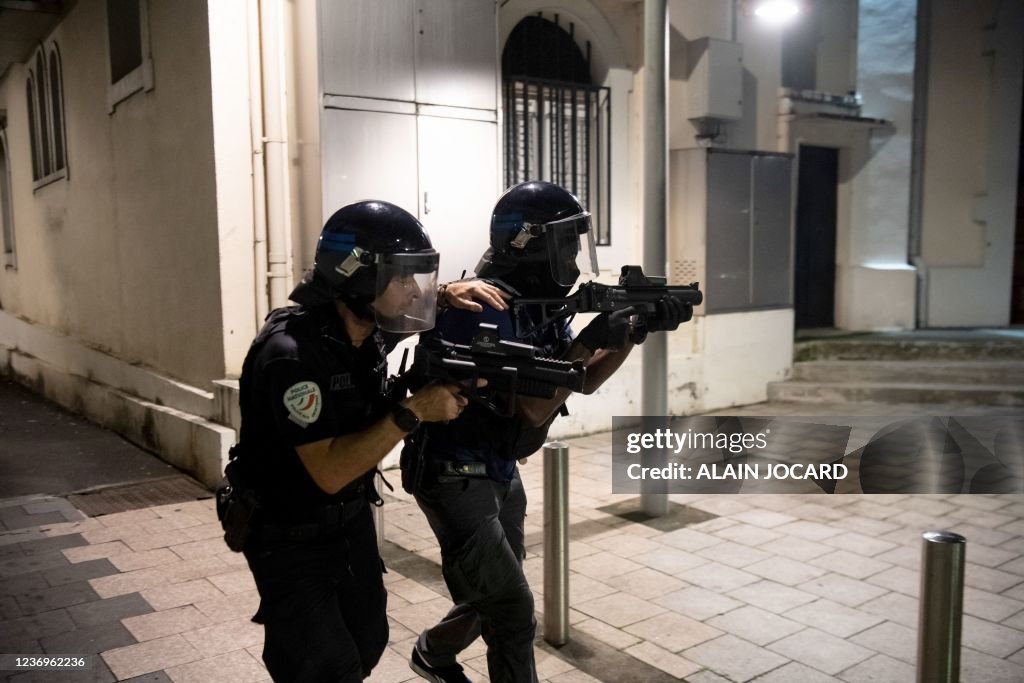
[645, 295, 693, 333]
[577, 308, 636, 352]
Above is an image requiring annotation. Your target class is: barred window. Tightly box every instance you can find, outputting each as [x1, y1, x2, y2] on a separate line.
[502, 15, 611, 246]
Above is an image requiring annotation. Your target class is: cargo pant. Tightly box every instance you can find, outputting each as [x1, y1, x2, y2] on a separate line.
[414, 471, 538, 683]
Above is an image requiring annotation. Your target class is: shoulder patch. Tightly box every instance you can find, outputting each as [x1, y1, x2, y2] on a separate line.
[283, 381, 322, 426]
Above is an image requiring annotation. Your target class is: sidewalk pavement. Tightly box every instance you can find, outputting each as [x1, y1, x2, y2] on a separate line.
[2, 400, 1023, 682]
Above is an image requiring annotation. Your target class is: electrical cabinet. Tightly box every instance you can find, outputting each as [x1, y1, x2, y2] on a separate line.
[670, 148, 794, 314]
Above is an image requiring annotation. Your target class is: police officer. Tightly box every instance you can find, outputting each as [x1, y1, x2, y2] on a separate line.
[232, 200, 506, 682]
[402, 182, 691, 683]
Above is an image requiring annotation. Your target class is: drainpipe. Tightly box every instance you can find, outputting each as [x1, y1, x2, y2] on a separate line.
[248, 1, 269, 325]
[641, 0, 669, 517]
[908, 0, 931, 329]
[258, 0, 294, 311]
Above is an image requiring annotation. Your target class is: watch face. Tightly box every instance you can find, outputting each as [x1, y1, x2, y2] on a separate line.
[393, 406, 420, 432]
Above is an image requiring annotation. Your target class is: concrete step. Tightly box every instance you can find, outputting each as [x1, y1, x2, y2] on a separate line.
[795, 338, 1024, 362]
[791, 360, 1024, 386]
[766, 380, 1024, 406]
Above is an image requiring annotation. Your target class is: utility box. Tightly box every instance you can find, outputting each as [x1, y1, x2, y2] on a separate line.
[686, 38, 743, 121]
[670, 148, 794, 314]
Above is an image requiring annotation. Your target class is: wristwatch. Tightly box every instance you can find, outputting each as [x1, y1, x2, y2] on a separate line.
[390, 404, 421, 433]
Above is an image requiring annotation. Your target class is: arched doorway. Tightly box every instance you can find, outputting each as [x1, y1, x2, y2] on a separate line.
[502, 14, 611, 245]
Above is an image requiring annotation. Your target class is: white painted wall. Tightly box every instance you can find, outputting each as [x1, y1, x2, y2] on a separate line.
[923, 0, 1023, 327]
[846, 0, 916, 329]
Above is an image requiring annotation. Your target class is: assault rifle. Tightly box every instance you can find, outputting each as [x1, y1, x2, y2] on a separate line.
[399, 323, 586, 417]
[511, 265, 704, 337]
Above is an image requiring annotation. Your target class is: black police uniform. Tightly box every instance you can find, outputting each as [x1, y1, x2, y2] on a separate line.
[402, 300, 572, 683]
[236, 303, 395, 682]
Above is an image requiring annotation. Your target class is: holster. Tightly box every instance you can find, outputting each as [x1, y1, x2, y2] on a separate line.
[216, 445, 261, 552]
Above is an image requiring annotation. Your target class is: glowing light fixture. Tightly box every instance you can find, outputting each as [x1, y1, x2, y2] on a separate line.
[752, 0, 801, 24]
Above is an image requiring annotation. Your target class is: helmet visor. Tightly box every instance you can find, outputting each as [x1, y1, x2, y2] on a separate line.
[537, 212, 599, 286]
[372, 251, 440, 333]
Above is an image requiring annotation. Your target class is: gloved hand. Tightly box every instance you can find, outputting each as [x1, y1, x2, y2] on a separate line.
[645, 295, 693, 333]
[577, 308, 636, 352]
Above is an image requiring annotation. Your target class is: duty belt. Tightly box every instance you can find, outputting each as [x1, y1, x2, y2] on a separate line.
[438, 461, 489, 481]
[257, 496, 368, 542]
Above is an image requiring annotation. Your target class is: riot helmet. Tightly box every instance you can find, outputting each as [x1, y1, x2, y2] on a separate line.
[289, 200, 440, 333]
[475, 181, 599, 297]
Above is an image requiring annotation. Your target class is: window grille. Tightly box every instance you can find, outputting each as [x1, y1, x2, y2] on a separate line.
[503, 77, 611, 246]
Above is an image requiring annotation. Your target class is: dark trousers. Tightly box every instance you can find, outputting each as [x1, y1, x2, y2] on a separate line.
[414, 471, 538, 683]
[244, 508, 387, 682]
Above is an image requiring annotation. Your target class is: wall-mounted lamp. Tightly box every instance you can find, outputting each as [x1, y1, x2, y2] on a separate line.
[742, 0, 802, 25]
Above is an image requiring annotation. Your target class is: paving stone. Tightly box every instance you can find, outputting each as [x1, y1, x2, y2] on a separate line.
[695, 541, 774, 569]
[6, 659, 116, 682]
[15, 580, 99, 615]
[785, 598, 885, 639]
[67, 593, 153, 628]
[754, 660, 837, 683]
[820, 531, 898, 557]
[2, 511, 70, 530]
[652, 585, 743, 621]
[63, 542, 134, 565]
[140, 579, 226, 612]
[42, 559, 118, 587]
[572, 618, 641, 650]
[800, 573, 890, 608]
[388, 597, 455, 635]
[743, 556, 828, 586]
[623, 611, 723, 652]
[959, 646, 1024, 683]
[40, 620, 137, 655]
[767, 627, 874, 675]
[837, 652, 915, 683]
[101, 634, 202, 680]
[758, 535, 834, 561]
[774, 520, 843, 541]
[110, 549, 181, 573]
[684, 634, 789, 682]
[849, 620, 916, 664]
[623, 640, 701, 679]
[588, 532, 663, 558]
[810, 550, 892, 580]
[714, 522, 785, 547]
[961, 614, 1024, 658]
[0, 572, 49, 599]
[122, 605, 213, 642]
[859, 592, 918, 629]
[4, 609, 76, 645]
[179, 617, 265, 658]
[657, 528, 721, 552]
[206, 569, 257, 596]
[602, 567, 685, 600]
[18, 533, 88, 556]
[569, 552, 645, 582]
[728, 510, 797, 529]
[965, 563, 1024, 594]
[1, 550, 71, 578]
[386, 578, 444, 605]
[704, 605, 805, 646]
[629, 546, 708, 575]
[865, 565, 920, 598]
[675, 561, 759, 593]
[966, 544, 1020, 569]
[963, 586, 1024, 622]
[573, 592, 666, 628]
[726, 580, 817, 614]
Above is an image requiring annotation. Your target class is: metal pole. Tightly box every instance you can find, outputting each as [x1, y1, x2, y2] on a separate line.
[543, 442, 569, 646]
[917, 530, 966, 683]
[373, 479, 384, 553]
[641, 0, 669, 517]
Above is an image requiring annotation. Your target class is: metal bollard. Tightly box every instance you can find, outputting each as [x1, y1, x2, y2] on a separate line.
[373, 479, 384, 553]
[917, 530, 966, 683]
[543, 442, 570, 646]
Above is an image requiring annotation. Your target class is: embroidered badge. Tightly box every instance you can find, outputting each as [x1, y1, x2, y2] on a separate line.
[283, 381, 322, 426]
[330, 373, 353, 391]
